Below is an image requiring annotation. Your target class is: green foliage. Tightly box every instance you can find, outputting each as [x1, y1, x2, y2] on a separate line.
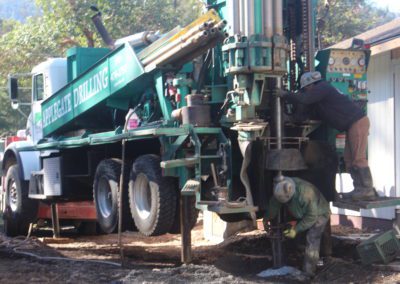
[317, 0, 397, 48]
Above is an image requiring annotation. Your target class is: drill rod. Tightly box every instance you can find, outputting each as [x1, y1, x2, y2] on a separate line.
[180, 195, 192, 263]
[272, 78, 284, 268]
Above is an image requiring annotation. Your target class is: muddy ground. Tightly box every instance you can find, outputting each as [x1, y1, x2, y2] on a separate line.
[1, 220, 400, 283]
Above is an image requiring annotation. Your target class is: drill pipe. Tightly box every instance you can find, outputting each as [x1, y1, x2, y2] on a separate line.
[180, 20, 215, 42]
[137, 26, 181, 61]
[264, 0, 274, 38]
[140, 20, 225, 66]
[244, 0, 255, 36]
[141, 30, 210, 65]
[172, 32, 227, 67]
[140, 21, 215, 64]
[274, 0, 283, 36]
[226, 0, 240, 35]
[152, 29, 228, 68]
[145, 31, 213, 67]
[114, 31, 159, 48]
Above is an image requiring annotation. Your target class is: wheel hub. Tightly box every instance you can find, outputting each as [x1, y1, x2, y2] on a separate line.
[98, 177, 113, 218]
[134, 173, 155, 220]
[8, 179, 18, 212]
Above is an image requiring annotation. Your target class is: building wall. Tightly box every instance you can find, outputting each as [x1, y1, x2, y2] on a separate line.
[331, 51, 396, 221]
[393, 53, 400, 205]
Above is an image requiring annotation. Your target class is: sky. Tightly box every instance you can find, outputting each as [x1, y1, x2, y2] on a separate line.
[370, 0, 400, 13]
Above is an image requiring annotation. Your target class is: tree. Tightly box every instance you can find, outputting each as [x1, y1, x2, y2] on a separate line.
[317, 0, 397, 48]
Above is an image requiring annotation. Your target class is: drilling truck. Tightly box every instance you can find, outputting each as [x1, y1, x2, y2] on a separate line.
[2, 0, 400, 265]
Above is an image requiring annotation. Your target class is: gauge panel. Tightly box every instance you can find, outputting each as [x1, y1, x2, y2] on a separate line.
[327, 50, 366, 73]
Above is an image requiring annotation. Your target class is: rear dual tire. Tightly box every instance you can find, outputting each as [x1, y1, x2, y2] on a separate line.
[93, 159, 134, 234]
[94, 155, 198, 237]
[129, 155, 177, 236]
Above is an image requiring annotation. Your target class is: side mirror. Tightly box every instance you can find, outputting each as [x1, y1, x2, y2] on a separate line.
[8, 76, 19, 102]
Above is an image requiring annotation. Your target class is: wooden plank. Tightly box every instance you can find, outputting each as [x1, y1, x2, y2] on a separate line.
[333, 197, 400, 211]
[371, 38, 400, 56]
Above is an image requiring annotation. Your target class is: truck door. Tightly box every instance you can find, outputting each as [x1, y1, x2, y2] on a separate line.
[29, 73, 45, 143]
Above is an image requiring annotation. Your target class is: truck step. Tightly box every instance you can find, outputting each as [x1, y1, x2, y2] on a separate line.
[181, 179, 200, 196]
[332, 197, 400, 211]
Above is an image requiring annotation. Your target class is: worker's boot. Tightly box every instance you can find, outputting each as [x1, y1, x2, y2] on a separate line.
[351, 166, 377, 201]
[340, 167, 362, 200]
[303, 250, 318, 278]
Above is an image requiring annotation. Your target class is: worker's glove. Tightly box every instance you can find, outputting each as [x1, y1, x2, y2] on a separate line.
[283, 227, 297, 239]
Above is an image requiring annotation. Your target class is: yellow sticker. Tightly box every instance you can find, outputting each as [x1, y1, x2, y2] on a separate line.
[354, 73, 363, 79]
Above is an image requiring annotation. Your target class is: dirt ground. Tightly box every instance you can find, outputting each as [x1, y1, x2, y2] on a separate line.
[1, 221, 400, 283]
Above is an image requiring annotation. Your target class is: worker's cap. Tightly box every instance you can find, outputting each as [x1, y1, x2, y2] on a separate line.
[300, 71, 322, 89]
[273, 176, 296, 203]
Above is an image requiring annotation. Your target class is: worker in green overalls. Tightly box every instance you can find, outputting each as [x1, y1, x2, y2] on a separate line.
[264, 176, 331, 277]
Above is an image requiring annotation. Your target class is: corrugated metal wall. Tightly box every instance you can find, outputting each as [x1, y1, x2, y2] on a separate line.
[365, 51, 395, 219]
[368, 52, 395, 197]
[395, 64, 400, 204]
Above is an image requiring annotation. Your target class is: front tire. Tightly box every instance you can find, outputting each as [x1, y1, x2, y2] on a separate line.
[129, 155, 177, 236]
[3, 165, 38, 236]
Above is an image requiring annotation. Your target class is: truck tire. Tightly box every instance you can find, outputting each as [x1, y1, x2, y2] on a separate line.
[3, 165, 38, 236]
[129, 155, 177, 236]
[93, 159, 133, 234]
[168, 194, 199, 234]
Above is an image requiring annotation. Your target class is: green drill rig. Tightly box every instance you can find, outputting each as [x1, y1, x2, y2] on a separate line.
[3, 0, 400, 266]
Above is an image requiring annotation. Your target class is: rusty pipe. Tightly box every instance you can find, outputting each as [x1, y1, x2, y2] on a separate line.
[91, 12, 115, 48]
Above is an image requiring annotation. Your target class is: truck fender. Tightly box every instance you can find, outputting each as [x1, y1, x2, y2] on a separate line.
[2, 142, 40, 181]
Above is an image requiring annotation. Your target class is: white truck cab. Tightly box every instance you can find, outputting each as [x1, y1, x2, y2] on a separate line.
[29, 58, 67, 143]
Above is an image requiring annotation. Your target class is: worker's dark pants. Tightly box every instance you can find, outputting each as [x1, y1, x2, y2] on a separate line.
[344, 116, 370, 169]
[303, 215, 329, 276]
[320, 218, 332, 257]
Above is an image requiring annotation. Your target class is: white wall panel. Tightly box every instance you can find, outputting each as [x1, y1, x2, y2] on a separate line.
[395, 64, 400, 202]
[368, 52, 395, 199]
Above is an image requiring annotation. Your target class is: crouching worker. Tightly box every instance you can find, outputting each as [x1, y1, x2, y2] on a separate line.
[264, 176, 331, 277]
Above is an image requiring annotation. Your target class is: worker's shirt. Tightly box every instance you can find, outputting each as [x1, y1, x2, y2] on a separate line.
[265, 178, 330, 233]
[283, 81, 365, 132]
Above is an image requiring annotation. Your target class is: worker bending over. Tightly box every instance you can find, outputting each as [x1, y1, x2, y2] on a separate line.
[265, 176, 330, 277]
[280, 71, 376, 201]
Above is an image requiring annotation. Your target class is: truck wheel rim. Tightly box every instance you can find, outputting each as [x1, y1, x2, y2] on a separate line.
[8, 179, 18, 212]
[134, 173, 153, 220]
[98, 177, 113, 218]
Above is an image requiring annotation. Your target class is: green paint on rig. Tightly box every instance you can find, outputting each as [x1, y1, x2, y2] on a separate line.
[67, 47, 110, 82]
[41, 43, 146, 137]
